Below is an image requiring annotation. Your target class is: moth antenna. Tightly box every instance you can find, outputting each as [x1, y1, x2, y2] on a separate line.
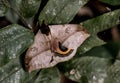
[2, 0, 32, 30]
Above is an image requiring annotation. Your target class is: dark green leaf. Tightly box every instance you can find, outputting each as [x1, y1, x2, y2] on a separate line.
[100, 0, 120, 5]
[0, 0, 8, 17]
[8, 0, 41, 18]
[19, 0, 41, 18]
[34, 67, 61, 83]
[0, 58, 39, 83]
[4, 0, 41, 22]
[82, 10, 120, 35]
[105, 60, 120, 83]
[0, 24, 34, 82]
[39, 0, 88, 24]
[67, 57, 110, 83]
[78, 9, 120, 54]
[1, 0, 21, 23]
[58, 42, 120, 82]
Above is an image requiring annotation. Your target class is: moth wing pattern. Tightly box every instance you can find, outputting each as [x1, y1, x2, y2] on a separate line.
[25, 31, 50, 69]
[25, 24, 90, 72]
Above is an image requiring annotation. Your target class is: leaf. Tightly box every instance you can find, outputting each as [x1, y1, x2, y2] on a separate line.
[8, 0, 41, 18]
[58, 42, 120, 82]
[82, 10, 120, 34]
[105, 60, 120, 83]
[0, 24, 34, 82]
[0, 0, 8, 17]
[3, 0, 41, 23]
[100, 0, 120, 5]
[68, 57, 110, 83]
[39, 0, 88, 24]
[0, 58, 39, 83]
[19, 0, 42, 18]
[34, 67, 61, 83]
[1, 0, 21, 23]
[78, 9, 120, 54]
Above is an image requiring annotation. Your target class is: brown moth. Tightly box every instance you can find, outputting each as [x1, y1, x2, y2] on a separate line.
[25, 24, 90, 72]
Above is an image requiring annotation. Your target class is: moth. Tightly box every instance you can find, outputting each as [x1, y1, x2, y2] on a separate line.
[25, 24, 90, 72]
[2, 0, 90, 72]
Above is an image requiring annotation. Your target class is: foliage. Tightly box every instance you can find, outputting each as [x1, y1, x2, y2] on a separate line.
[0, 0, 120, 83]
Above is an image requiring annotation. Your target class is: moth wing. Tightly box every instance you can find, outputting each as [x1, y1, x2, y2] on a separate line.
[25, 24, 90, 72]
[52, 31, 90, 62]
[49, 24, 86, 41]
[28, 27, 90, 72]
[25, 31, 50, 68]
[28, 50, 53, 72]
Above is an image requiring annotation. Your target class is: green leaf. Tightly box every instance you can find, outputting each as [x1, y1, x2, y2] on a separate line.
[8, 0, 41, 18]
[105, 60, 120, 83]
[0, 0, 21, 23]
[82, 10, 120, 34]
[0, 58, 39, 83]
[0, 24, 34, 82]
[78, 9, 120, 54]
[68, 57, 110, 83]
[39, 0, 88, 24]
[19, 0, 41, 18]
[58, 42, 120, 82]
[0, 0, 8, 17]
[34, 67, 61, 83]
[5, 0, 41, 22]
[77, 36, 104, 55]
[100, 0, 120, 5]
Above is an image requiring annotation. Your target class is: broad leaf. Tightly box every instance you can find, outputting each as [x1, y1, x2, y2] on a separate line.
[34, 67, 61, 83]
[78, 9, 120, 54]
[105, 60, 120, 83]
[100, 0, 120, 5]
[0, 24, 34, 82]
[39, 0, 88, 24]
[1, 0, 21, 23]
[0, 0, 8, 17]
[58, 42, 120, 82]
[8, 0, 41, 18]
[19, 0, 41, 18]
[3, 0, 41, 23]
[1, 0, 120, 83]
